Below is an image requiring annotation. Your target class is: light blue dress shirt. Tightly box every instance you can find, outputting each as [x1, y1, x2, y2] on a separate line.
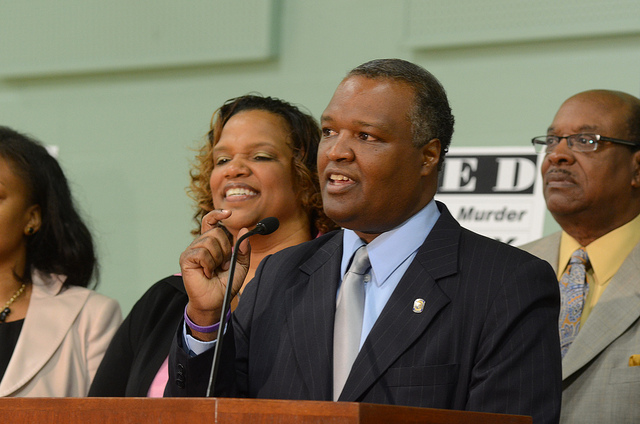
[339, 199, 440, 349]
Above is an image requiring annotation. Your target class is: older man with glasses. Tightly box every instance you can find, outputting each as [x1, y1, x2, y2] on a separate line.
[522, 89, 640, 423]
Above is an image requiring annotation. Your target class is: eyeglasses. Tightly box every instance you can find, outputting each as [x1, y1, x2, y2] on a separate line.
[531, 133, 640, 154]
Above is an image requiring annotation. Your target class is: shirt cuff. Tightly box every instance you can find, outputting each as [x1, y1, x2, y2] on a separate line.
[182, 321, 216, 357]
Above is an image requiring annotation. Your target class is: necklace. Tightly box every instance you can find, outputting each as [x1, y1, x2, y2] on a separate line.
[0, 283, 27, 323]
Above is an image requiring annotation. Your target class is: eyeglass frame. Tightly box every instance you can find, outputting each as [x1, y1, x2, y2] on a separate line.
[531, 133, 640, 154]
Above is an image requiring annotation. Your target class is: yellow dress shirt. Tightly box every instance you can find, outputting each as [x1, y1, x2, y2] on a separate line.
[558, 212, 640, 325]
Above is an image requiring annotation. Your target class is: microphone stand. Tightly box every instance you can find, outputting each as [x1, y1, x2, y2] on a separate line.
[205, 218, 279, 397]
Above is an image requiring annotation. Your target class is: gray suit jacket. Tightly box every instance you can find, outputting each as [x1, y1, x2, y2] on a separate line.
[521, 233, 640, 423]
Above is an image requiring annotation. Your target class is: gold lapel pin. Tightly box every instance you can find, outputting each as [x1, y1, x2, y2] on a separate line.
[413, 298, 425, 313]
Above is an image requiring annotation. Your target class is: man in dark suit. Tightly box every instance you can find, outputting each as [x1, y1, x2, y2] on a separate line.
[167, 59, 562, 423]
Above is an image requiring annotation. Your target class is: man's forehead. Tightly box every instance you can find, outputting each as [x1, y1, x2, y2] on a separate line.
[323, 76, 414, 113]
[563, 91, 629, 116]
[552, 95, 628, 130]
[547, 124, 599, 134]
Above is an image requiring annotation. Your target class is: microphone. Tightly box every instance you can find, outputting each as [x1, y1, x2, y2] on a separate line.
[206, 217, 280, 396]
[248, 216, 280, 237]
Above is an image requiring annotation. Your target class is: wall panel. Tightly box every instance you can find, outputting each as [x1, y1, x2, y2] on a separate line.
[404, 0, 640, 49]
[0, 0, 278, 77]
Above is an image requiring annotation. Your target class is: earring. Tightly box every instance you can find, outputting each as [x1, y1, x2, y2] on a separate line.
[26, 227, 34, 235]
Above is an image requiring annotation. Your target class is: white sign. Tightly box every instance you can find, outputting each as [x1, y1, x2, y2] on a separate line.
[435, 146, 544, 246]
[46, 145, 59, 158]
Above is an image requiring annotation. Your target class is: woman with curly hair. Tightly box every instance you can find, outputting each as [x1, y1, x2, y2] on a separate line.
[90, 94, 336, 397]
[0, 126, 121, 397]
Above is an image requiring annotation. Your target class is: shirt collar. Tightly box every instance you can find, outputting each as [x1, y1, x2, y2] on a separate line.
[559, 212, 640, 284]
[341, 199, 440, 286]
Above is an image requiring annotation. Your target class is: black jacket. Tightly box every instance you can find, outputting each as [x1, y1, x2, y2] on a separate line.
[89, 275, 187, 396]
[166, 203, 562, 424]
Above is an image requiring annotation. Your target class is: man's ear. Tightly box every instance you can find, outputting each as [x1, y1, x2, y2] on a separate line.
[24, 204, 42, 236]
[632, 150, 640, 188]
[421, 138, 441, 176]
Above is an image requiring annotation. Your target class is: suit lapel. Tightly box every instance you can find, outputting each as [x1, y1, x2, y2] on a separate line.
[521, 232, 561, 274]
[523, 233, 640, 380]
[562, 243, 640, 378]
[286, 232, 343, 400]
[340, 207, 460, 401]
[0, 273, 88, 396]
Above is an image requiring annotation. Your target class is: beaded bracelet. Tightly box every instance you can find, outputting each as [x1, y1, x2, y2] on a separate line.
[183, 305, 231, 333]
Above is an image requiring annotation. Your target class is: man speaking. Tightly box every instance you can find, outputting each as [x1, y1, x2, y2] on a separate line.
[167, 59, 562, 424]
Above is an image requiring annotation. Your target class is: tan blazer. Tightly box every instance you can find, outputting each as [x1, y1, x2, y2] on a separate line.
[521, 232, 640, 423]
[0, 271, 122, 397]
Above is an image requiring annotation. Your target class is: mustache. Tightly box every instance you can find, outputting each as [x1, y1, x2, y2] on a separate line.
[544, 167, 575, 182]
[545, 168, 572, 177]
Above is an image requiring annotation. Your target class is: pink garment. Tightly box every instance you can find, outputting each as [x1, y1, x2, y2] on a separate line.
[147, 356, 169, 397]
[147, 272, 180, 397]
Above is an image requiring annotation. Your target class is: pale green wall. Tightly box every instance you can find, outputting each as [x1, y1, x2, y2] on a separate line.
[2, 1, 639, 314]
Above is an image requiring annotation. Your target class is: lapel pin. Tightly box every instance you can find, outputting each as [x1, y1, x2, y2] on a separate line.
[413, 298, 425, 313]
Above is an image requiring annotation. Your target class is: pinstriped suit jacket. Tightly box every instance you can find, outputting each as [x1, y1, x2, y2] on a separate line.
[522, 233, 640, 423]
[167, 203, 562, 424]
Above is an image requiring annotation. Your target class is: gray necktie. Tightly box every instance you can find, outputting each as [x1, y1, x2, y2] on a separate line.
[333, 245, 370, 401]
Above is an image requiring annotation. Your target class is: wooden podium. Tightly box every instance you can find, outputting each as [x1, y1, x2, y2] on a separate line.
[0, 397, 531, 423]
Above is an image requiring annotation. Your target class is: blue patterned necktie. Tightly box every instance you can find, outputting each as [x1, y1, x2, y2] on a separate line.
[558, 248, 590, 358]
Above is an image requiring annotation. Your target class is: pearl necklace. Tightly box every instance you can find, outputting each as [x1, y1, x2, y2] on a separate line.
[0, 283, 27, 323]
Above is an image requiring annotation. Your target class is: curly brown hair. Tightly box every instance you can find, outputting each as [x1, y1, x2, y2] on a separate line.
[188, 95, 337, 237]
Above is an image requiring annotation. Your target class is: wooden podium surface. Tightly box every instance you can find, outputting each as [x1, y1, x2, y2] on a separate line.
[0, 397, 532, 424]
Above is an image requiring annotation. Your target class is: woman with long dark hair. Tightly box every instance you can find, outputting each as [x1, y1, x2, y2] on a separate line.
[0, 126, 121, 397]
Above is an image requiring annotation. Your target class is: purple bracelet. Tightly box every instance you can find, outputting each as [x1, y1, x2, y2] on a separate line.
[183, 305, 231, 333]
